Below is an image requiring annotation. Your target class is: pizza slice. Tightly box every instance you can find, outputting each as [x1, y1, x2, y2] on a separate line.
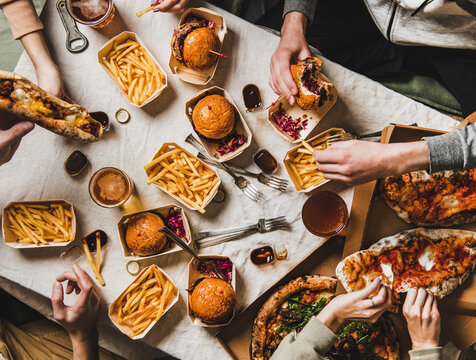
[0, 71, 102, 141]
[380, 169, 476, 226]
[336, 228, 476, 300]
[251, 275, 337, 360]
[328, 317, 399, 360]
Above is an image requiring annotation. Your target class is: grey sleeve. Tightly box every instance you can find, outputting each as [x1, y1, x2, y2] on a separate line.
[408, 347, 442, 360]
[270, 316, 338, 360]
[283, 0, 317, 24]
[424, 124, 476, 173]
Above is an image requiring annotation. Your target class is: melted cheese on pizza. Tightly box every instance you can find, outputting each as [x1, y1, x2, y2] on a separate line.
[343, 234, 476, 296]
[381, 170, 476, 225]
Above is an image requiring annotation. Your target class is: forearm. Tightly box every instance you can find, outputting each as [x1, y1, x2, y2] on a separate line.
[70, 330, 99, 360]
[382, 141, 430, 176]
[20, 30, 57, 74]
[281, 11, 307, 38]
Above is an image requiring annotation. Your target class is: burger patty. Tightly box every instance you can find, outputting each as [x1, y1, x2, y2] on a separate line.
[172, 19, 205, 63]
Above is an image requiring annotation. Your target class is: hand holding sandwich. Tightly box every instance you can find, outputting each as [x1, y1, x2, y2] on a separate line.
[270, 12, 311, 106]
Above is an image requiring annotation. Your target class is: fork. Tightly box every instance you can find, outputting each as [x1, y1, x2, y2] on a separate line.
[325, 130, 383, 145]
[196, 152, 264, 203]
[195, 216, 288, 241]
[185, 134, 288, 192]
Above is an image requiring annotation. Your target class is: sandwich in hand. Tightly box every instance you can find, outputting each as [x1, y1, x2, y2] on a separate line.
[291, 57, 336, 111]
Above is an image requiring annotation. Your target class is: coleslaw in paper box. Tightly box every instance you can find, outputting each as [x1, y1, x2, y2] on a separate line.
[169, 7, 227, 85]
[187, 255, 236, 327]
[2, 200, 76, 248]
[185, 86, 252, 162]
[117, 205, 192, 260]
[98, 31, 167, 107]
[268, 80, 337, 144]
[108, 265, 179, 339]
[283, 128, 345, 192]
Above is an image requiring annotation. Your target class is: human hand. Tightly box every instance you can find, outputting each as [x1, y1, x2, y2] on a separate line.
[0, 112, 34, 166]
[36, 62, 73, 103]
[314, 140, 430, 186]
[152, 0, 189, 13]
[317, 277, 393, 333]
[270, 12, 310, 106]
[403, 288, 440, 350]
[52, 264, 101, 340]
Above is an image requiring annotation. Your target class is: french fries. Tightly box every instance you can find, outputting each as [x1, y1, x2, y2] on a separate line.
[144, 144, 220, 213]
[284, 131, 345, 190]
[101, 37, 165, 106]
[5, 203, 74, 246]
[110, 266, 177, 337]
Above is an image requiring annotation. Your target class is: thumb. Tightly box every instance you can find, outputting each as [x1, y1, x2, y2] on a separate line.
[51, 281, 66, 320]
[298, 46, 311, 61]
[355, 276, 382, 299]
[0, 121, 34, 147]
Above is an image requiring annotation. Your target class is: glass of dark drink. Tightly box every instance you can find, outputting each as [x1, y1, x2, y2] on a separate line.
[89, 167, 134, 207]
[66, 0, 115, 28]
[302, 191, 349, 237]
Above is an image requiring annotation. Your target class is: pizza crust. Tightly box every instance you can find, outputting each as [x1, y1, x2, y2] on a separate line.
[0, 71, 102, 142]
[250, 275, 337, 360]
[336, 228, 476, 299]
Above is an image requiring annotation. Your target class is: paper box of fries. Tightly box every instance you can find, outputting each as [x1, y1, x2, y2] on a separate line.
[117, 205, 192, 259]
[187, 255, 236, 327]
[185, 86, 252, 162]
[283, 128, 346, 192]
[2, 200, 76, 248]
[268, 93, 337, 144]
[98, 31, 167, 107]
[144, 142, 221, 213]
[109, 265, 179, 339]
[169, 7, 227, 85]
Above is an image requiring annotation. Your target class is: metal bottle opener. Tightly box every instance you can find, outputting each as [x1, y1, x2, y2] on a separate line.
[56, 0, 88, 53]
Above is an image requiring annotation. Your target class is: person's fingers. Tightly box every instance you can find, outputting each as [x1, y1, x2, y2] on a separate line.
[431, 296, 440, 321]
[422, 290, 434, 321]
[355, 277, 382, 299]
[154, 0, 185, 12]
[403, 288, 418, 313]
[370, 284, 388, 307]
[313, 148, 340, 164]
[321, 172, 352, 184]
[51, 281, 66, 321]
[298, 47, 311, 60]
[282, 67, 298, 96]
[66, 280, 75, 295]
[287, 94, 295, 106]
[414, 288, 428, 309]
[72, 264, 100, 307]
[0, 121, 34, 148]
[56, 271, 79, 284]
[315, 163, 343, 174]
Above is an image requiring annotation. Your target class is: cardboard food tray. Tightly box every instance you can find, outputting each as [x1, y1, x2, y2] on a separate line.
[185, 86, 252, 162]
[267, 80, 337, 144]
[98, 31, 167, 107]
[117, 205, 192, 260]
[187, 255, 237, 327]
[108, 265, 179, 340]
[169, 7, 227, 85]
[2, 200, 76, 248]
[144, 142, 221, 212]
[283, 128, 345, 192]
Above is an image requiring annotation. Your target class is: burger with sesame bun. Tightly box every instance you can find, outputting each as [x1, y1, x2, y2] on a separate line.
[190, 277, 236, 324]
[192, 94, 235, 140]
[171, 17, 220, 71]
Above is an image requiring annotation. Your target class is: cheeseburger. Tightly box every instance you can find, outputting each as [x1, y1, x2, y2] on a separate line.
[192, 94, 235, 140]
[190, 278, 236, 324]
[291, 57, 336, 111]
[172, 17, 220, 71]
[125, 212, 167, 256]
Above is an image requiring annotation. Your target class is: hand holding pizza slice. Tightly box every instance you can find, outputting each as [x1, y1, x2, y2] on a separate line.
[336, 228, 476, 302]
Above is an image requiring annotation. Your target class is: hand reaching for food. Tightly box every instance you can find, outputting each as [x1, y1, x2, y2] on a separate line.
[403, 288, 441, 350]
[36, 62, 73, 103]
[314, 140, 430, 186]
[270, 12, 310, 106]
[152, 0, 189, 13]
[0, 112, 34, 166]
[317, 277, 393, 333]
[52, 264, 101, 354]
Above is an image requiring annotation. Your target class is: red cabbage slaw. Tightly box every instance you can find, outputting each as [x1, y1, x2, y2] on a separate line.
[184, 15, 216, 31]
[166, 210, 188, 243]
[216, 132, 247, 155]
[272, 103, 308, 140]
[197, 258, 233, 284]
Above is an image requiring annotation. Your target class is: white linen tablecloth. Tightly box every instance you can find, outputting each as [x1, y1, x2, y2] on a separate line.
[0, 0, 459, 359]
